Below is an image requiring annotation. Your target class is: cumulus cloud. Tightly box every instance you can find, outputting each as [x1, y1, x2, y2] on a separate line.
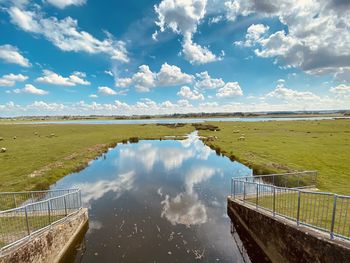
[116, 63, 193, 92]
[234, 23, 269, 47]
[330, 84, 350, 94]
[76, 171, 136, 204]
[154, 0, 222, 64]
[195, 71, 225, 89]
[177, 86, 204, 100]
[216, 82, 243, 98]
[46, 0, 86, 9]
[230, 0, 350, 78]
[157, 63, 194, 86]
[161, 191, 207, 227]
[1, 94, 350, 117]
[0, 73, 28, 86]
[98, 86, 117, 95]
[182, 34, 222, 64]
[8, 6, 129, 62]
[36, 70, 90, 86]
[160, 166, 216, 227]
[266, 83, 319, 101]
[89, 94, 98, 98]
[0, 44, 30, 67]
[14, 84, 48, 95]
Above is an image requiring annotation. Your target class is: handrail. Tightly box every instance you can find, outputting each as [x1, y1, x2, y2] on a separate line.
[236, 170, 317, 180]
[0, 189, 82, 250]
[233, 171, 318, 189]
[231, 178, 350, 241]
[0, 188, 79, 195]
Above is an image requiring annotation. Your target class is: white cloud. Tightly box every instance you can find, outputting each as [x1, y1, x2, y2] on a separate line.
[266, 83, 319, 101]
[154, 0, 206, 35]
[0, 44, 30, 67]
[46, 0, 86, 9]
[177, 99, 192, 107]
[195, 71, 225, 89]
[36, 70, 90, 86]
[157, 63, 194, 86]
[14, 84, 48, 95]
[330, 84, 350, 94]
[2, 94, 350, 117]
[8, 7, 128, 62]
[182, 35, 222, 64]
[160, 100, 175, 108]
[75, 171, 135, 204]
[89, 94, 98, 98]
[116, 63, 193, 92]
[98, 86, 117, 95]
[0, 73, 28, 86]
[160, 166, 216, 227]
[208, 15, 223, 25]
[118, 65, 155, 92]
[234, 23, 269, 47]
[104, 70, 113, 77]
[199, 102, 218, 107]
[154, 0, 222, 64]
[230, 0, 350, 79]
[216, 82, 243, 98]
[177, 86, 204, 100]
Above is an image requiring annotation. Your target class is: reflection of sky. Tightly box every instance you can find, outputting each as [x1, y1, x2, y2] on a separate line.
[52, 131, 253, 262]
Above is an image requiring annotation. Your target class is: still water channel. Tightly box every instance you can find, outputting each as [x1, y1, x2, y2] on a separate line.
[52, 132, 269, 262]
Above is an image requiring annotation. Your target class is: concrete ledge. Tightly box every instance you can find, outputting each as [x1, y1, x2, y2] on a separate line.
[0, 208, 88, 263]
[228, 197, 350, 263]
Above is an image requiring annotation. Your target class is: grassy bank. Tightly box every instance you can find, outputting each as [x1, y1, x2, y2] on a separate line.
[197, 120, 350, 195]
[0, 124, 194, 192]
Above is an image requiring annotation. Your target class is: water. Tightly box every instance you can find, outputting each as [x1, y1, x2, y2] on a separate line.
[24, 116, 339, 125]
[52, 132, 269, 262]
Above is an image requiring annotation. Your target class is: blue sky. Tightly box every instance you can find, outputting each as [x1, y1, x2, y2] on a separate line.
[0, 0, 349, 116]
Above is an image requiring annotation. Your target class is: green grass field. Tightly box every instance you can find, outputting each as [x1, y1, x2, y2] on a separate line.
[0, 120, 349, 196]
[198, 120, 350, 195]
[0, 124, 194, 192]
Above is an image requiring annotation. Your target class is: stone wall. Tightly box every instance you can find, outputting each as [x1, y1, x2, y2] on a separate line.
[228, 198, 350, 263]
[0, 208, 88, 263]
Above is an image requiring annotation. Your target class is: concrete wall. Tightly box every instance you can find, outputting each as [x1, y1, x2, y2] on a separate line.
[0, 208, 88, 263]
[228, 198, 350, 263]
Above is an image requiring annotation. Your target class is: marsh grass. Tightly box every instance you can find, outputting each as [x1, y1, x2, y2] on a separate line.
[199, 120, 350, 194]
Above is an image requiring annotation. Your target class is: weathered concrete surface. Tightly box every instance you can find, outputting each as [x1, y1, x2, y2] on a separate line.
[228, 197, 350, 263]
[0, 208, 88, 263]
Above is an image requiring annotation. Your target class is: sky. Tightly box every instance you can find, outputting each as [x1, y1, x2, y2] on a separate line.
[0, 0, 349, 116]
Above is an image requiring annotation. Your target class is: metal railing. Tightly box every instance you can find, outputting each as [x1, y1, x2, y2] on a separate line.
[0, 189, 79, 210]
[231, 179, 350, 241]
[0, 189, 82, 250]
[235, 171, 317, 188]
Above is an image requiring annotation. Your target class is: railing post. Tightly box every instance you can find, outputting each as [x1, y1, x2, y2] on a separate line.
[79, 190, 82, 208]
[273, 186, 276, 216]
[13, 194, 17, 208]
[330, 195, 337, 239]
[297, 191, 301, 225]
[256, 183, 259, 209]
[231, 178, 233, 197]
[48, 200, 51, 224]
[243, 182, 246, 203]
[25, 205, 30, 236]
[64, 195, 68, 216]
